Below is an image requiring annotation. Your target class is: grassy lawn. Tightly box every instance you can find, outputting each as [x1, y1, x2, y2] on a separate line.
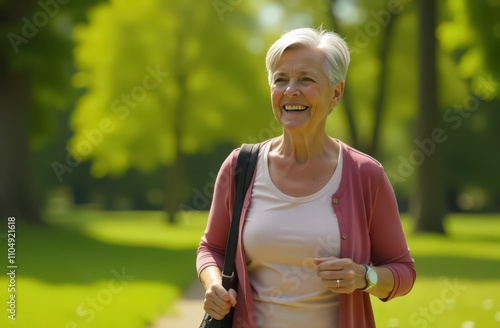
[373, 214, 500, 327]
[0, 210, 207, 328]
[1, 211, 499, 327]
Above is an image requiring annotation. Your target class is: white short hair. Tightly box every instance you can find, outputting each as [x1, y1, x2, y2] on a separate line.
[265, 27, 350, 85]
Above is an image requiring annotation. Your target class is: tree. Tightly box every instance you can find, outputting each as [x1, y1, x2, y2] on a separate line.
[327, 0, 403, 156]
[413, 0, 446, 233]
[0, 0, 103, 224]
[0, 1, 38, 224]
[326, 0, 450, 231]
[69, 0, 270, 223]
[260, 0, 498, 227]
[438, 0, 500, 99]
[437, 0, 500, 212]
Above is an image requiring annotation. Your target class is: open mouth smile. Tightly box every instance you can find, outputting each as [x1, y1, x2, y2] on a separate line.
[283, 105, 309, 112]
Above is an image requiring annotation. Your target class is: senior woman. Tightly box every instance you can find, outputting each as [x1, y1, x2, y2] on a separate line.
[197, 27, 416, 328]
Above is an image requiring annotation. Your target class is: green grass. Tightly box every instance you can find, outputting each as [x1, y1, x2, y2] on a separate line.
[373, 214, 500, 327]
[0, 210, 207, 328]
[1, 211, 499, 327]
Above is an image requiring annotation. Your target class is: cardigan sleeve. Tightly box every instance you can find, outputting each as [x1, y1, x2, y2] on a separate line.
[368, 169, 416, 301]
[196, 149, 239, 277]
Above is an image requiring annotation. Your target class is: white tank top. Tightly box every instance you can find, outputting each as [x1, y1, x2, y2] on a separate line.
[243, 140, 342, 327]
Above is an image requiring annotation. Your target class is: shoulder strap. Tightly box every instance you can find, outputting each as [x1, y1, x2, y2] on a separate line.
[221, 143, 259, 290]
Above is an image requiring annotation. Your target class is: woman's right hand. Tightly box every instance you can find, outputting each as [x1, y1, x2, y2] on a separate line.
[203, 283, 237, 320]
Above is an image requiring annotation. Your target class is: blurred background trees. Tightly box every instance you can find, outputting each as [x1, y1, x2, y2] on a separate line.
[68, 1, 270, 222]
[1, 0, 104, 224]
[1, 0, 499, 231]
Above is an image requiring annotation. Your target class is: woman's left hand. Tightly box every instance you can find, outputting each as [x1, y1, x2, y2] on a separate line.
[313, 257, 366, 294]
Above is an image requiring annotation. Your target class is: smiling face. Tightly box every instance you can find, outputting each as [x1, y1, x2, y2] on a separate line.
[270, 46, 344, 133]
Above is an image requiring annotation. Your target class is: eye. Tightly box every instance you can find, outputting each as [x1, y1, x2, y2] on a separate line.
[299, 77, 314, 84]
[274, 77, 288, 84]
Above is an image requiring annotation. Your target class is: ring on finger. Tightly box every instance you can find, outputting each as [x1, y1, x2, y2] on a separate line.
[336, 279, 340, 288]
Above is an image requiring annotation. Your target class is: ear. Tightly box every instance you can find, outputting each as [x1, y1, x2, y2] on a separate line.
[329, 81, 345, 108]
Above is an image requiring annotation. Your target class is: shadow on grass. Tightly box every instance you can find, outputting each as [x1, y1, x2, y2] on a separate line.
[447, 234, 500, 244]
[11, 223, 197, 288]
[414, 255, 500, 280]
[13, 222, 498, 288]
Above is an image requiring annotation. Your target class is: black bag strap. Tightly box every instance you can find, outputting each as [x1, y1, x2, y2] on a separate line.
[221, 143, 259, 290]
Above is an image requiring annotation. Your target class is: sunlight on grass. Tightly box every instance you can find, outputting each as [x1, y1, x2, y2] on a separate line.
[0, 277, 179, 328]
[0, 210, 207, 328]
[400, 214, 500, 259]
[374, 279, 500, 327]
[1, 210, 498, 328]
[374, 214, 500, 328]
[45, 210, 208, 249]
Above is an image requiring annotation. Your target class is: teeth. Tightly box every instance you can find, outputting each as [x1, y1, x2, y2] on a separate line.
[284, 105, 307, 111]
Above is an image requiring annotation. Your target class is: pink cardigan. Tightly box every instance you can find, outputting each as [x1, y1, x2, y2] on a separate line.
[197, 141, 416, 328]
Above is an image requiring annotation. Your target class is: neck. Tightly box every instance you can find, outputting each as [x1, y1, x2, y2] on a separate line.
[275, 130, 337, 163]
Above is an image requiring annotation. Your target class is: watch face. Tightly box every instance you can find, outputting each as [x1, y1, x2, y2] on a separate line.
[368, 270, 378, 285]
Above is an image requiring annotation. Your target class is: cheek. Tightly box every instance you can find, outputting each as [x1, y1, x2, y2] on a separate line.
[312, 87, 332, 105]
[302, 88, 320, 105]
[271, 89, 282, 107]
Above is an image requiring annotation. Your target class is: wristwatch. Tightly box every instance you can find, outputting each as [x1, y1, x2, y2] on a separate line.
[361, 264, 378, 291]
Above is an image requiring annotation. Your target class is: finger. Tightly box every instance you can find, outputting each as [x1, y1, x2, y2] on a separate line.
[203, 302, 230, 320]
[204, 294, 232, 319]
[313, 257, 338, 265]
[206, 300, 232, 314]
[327, 280, 358, 294]
[207, 285, 232, 310]
[317, 277, 343, 293]
[315, 260, 344, 272]
[214, 285, 231, 302]
[317, 268, 348, 282]
[228, 288, 238, 307]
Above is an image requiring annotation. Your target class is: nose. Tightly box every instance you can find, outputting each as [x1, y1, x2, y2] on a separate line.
[284, 81, 300, 97]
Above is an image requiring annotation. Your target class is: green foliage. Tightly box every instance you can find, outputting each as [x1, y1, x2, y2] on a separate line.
[435, 0, 500, 209]
[438, 0, 500, 99]
[4, 0, 496, 212]
[0, 0, 104, 147]
[70, 0, 271, 178]
[443, 98, 500, 210]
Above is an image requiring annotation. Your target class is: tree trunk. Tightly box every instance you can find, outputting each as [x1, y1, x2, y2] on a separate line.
[327, 2, 360, 149]
[413, 0, 446, 233]
[164, 76, 189, 224]
[328, 0, 397, 155]
[369, 11, 397, 157]
[165, 154, 187, 224]
[164, 17, 190, 224]
[0, 0, 41, 225]
[0, 66, 41, 225]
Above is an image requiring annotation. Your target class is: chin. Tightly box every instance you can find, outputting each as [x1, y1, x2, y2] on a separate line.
[280, 121, 310, 132]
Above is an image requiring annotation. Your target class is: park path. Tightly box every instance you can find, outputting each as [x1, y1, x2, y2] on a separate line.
[152, 279, 206, 328]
